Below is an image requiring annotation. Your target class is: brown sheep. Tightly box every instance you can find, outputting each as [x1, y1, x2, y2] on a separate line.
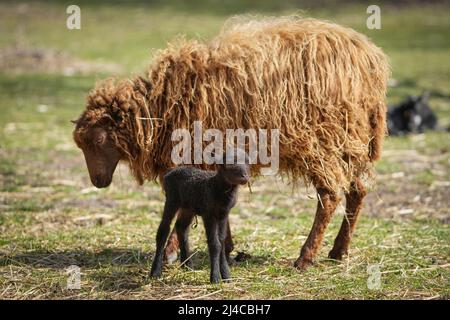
[73, 17, 389, 270]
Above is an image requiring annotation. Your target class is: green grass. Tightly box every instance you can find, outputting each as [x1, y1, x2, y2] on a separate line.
[0, 1, 449, 299]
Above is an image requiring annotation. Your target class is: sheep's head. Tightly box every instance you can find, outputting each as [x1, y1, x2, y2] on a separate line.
[73, 77, 157, 188]
[72, 79, 136, 188]
[217, 149, 251, 186]
[73, 112, 122, 188]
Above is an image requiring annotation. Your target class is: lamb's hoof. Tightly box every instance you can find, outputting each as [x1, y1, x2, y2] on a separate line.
[234, 251, 251, 263]
[149, 269, 162, 279]
[328, 249, 344, 261]
[294, 257, 313, 271]
[221, 271, 231, 281]
[164, 250, 178, 265]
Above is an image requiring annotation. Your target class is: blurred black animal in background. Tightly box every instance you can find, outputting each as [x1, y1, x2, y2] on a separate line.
[387, 92, 438, 136]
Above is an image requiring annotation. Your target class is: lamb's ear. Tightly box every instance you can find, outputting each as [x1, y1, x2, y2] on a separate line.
[235, 148, 249, 165]
[70, 119, 78, 125]
[207, 151, 226, 167]
[209, 151, 225, 167]
[420, 91, 430, 103]
[409, 95, 419, 103]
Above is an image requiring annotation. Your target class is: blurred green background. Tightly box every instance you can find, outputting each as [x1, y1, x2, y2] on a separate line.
[1, 1, 449, 131]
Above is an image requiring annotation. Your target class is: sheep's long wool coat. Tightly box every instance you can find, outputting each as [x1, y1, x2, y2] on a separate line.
[78, 17, 390, 192]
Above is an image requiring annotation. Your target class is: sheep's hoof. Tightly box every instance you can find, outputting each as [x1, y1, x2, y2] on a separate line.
[210, 275, 221, 284]
[164, 250, 178, 265]
[328, 249, 344, 261]
[294, 257, 313, 271]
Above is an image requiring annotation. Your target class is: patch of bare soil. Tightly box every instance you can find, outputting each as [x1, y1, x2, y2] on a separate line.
[365, 149, 450, 223]
[0, 45, 122, 75]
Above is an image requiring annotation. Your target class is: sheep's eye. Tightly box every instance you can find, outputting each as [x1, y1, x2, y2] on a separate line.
[95, 136, 105, 145]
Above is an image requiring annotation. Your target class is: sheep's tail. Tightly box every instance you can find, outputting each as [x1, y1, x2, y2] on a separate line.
[368, 104, 387, 162]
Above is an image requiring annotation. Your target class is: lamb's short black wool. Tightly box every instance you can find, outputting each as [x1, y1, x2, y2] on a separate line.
[387, 92, 438, 135]
[150, 150, 250, 283]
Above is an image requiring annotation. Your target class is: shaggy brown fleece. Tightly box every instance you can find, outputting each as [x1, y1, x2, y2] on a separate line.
[74, 16, 390, 192]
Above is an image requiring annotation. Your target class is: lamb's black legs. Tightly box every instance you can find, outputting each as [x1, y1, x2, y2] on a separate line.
[218, 217, 231, 280]
[203, 216, 221, 283]
[224, 220, 234, 263]
[175, 208, 194, 268]
[150, 201, 178, 278]
[203, 215, 231, 283]
[152, 204, 232, 283]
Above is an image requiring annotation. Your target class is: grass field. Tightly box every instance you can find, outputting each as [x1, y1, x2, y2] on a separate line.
[0, 1, 449, 299]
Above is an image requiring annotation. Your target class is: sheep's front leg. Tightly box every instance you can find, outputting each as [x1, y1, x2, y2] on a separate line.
[218, 217, 231, 280]
[150, 201, 179, 278]
[294, 188, 340, 271]
[203, 216, 221, 283]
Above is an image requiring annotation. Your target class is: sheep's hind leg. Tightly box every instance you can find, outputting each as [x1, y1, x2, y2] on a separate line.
[150, 202, 179, 278]
[328, 179, 366, 261]
[175, 208, 195, 269]
[165, 210, 212, 265]
[294, 188, 340, 271]
[218, 217, 231, 281]
[164, 225, 179, 264]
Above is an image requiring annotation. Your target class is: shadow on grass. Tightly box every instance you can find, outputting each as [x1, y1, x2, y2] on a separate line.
[0, 248, 153, 291]
[0, 247, 273, 289]
[176, 249, 273, 269]
[0, 248, 151, 269]
[0, 247, 271, 269]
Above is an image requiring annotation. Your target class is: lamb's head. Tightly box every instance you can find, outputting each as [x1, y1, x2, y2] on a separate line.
[73, 111, 122, 188]
[407, 92, 436, 132]
[217, 149, 251, 186]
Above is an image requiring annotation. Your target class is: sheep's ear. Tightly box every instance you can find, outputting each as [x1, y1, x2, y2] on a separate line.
[97, 114, 114, 126]
[70, 119, 78, 125]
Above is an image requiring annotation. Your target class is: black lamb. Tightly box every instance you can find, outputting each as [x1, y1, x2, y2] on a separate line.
[150, 151, 250, 283]
[387, 91, 438, 135]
